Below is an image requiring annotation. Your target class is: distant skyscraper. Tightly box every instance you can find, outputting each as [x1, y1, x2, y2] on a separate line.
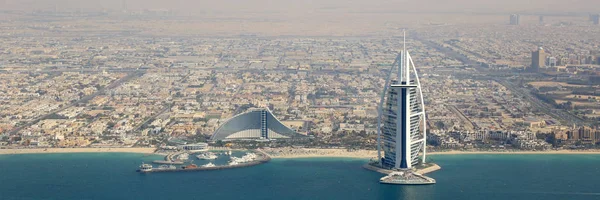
[376, 36, 427, 170]
[531, 47, 546, 72]
[122, 0, 128, 13]
[592, 14, 600, 25]
[510, 14, 521, 25]
[539, 16, 544, 25]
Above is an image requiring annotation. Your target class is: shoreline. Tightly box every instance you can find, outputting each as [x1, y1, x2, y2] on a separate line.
[0, 147, 157, 155]
[428, 150, 600, 155]
[2, 148, 600, 158]
[264, 149, 600, 159]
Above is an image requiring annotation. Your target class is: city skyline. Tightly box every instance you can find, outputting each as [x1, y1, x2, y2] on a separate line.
[2, 0, 600, 14]
[0, 0, 599, 153]
[1, 1, 600, 200]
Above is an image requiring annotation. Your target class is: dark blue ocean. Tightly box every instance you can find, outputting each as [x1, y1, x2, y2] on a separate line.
[1, 153, 600, 200]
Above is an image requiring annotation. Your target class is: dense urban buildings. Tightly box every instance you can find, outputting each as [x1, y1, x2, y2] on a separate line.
[0, 7, 599, 152]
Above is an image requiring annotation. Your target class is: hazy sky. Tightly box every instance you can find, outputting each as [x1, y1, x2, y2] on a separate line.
[2, 0, 599, 14]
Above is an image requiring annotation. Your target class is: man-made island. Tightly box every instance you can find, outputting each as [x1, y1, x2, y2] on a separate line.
[137, 150, 271, 173]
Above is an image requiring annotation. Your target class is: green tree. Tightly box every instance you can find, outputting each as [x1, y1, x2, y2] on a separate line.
[435, 121, 445, 129]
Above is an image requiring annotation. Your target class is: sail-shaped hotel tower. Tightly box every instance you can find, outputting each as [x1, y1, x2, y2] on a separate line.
[376, 38, 427, 170]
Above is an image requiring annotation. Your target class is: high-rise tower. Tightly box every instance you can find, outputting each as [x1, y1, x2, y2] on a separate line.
[122, 0, 128, 13]
[510, 14, 521, 25]
[376, 34, 427, 170]
[531, 47, 545, 72]
[592, 14, 600, 25]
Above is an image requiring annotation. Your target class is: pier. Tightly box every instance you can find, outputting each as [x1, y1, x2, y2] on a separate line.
[139, 150, 271, 173]
[152, 160, 184, 165]
[151, 152, 186, 165]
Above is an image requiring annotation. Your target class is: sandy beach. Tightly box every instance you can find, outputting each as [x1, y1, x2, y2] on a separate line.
[2, 147, 600, 157]
[261, 148, 600, 159]
[0, 148, 157, 155]
[262, 148, 377, 159]
[428, 150, 600, 155]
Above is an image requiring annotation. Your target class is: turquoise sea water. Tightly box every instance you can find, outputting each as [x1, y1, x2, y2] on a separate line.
[1, 153, 600, 200]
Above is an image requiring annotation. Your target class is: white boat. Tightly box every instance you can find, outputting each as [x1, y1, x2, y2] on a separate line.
[196, 152, 218, 160]
[229, 153, 257, 164]
[139, 163, 153, 172]
[243, 153, 257, 160]
[202, 162, 216, 168]
[176, 153, 189, 161]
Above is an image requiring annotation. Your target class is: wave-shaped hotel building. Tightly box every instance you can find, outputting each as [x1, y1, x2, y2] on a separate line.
[210, 108, 308, 141]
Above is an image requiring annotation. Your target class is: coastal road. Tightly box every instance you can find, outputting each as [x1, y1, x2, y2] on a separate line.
[416, 38, 479, 67]
[131, 104, 172, 134]
[493, 78, 588, 126]
[446, 105, 476, 131]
